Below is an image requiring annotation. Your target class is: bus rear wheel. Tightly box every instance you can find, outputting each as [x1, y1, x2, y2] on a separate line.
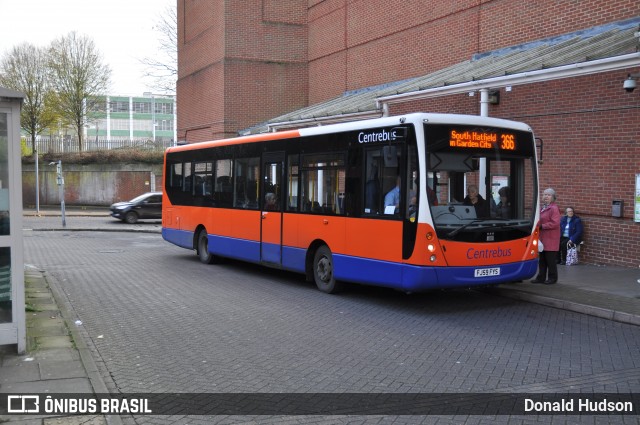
[196, 230, 215, 264]
[313, 245, 342, 294]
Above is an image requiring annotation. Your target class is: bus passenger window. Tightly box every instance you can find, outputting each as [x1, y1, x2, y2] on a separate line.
[213, 159, 233, 208]
[234, 157, 259, 209]
[364, 164, 380, 214]
[193, 162, 213, 196]
[364, 146, 402, 217]
[300, 153, 346, 215]
[169, 163, 183, 188]
[182, 162, 192, 193]
[406, 146, 419, 220]
[286, 154, 299, 212]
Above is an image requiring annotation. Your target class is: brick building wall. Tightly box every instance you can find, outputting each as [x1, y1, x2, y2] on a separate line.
[179, 0, 639, 137]
[177, 0, 307, 142]
[306, 0, 640, 103]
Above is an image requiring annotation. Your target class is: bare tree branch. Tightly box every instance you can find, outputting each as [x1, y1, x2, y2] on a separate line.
[48, 31, 111, 151]
[0, 43, 56, 152]
[140, 3, 177, 94]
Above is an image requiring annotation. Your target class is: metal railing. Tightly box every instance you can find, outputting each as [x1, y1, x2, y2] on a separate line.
[25, 136, 174, 153]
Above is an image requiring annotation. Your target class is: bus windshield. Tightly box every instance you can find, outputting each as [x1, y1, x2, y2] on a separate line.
[424, 123, 537, 241]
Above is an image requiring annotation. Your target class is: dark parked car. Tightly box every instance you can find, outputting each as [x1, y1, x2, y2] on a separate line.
[110, 192, 162, 224]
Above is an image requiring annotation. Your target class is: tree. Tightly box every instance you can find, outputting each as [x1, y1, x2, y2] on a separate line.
[0, 43, 56, 153]
[140, 3, 177, 94]
[48, 31, 111, 151]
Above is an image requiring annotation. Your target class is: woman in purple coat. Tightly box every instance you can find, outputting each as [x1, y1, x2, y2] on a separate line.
[531, 188, 561, 284]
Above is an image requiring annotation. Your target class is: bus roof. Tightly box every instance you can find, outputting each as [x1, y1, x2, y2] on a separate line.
[166, 129, 302, 153]
[167, 113, 533, 152]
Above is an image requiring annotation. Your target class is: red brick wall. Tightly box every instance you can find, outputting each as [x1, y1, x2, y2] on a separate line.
[177, 0, 307, 142]
[308, 0, 640, 103]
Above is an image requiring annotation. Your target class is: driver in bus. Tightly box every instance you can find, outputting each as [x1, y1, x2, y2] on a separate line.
[384, 176, 401, 214]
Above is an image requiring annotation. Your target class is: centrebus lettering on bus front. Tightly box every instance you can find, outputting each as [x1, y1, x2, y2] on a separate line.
[162, 113, 540, 294]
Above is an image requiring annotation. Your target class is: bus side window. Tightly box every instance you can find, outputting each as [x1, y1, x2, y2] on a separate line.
[364, 163, 380, 214]
[234, 157, 260, 209]
[363, 146, 402, 216]
[363, 150, 383, 215]
[182, 162, 192, 193]
[300, 152, 346, 215]
[213, 159, 233, 207]
[287, 154, 299, 212]
[406, 145, 418, 220]
[193, 162, 213, 197]
[169, 162, 182, 188]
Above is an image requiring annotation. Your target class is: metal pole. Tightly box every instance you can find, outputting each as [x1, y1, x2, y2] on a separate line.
[54, 160, 66, 227]
[478, 89, 489, 199]
[34, 149, 39, 215]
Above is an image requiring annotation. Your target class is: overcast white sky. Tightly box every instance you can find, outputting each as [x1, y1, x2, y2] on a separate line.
[0, 0, 175, 95]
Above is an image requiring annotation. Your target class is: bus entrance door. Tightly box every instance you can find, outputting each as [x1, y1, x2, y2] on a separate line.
[261, 153, 284, 265]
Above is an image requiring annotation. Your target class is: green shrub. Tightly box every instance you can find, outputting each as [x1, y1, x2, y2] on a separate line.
[22, 148, 164, 165]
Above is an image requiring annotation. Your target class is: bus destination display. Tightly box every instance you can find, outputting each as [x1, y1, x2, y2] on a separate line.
[450, 129, 516, 151]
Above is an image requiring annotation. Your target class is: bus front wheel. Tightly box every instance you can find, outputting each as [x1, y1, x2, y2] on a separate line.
[196, 230, 215, 264]
[313, 245, 342, 294]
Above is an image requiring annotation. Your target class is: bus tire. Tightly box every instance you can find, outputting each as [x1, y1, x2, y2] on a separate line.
[313, 245, 342, 294]
[196, 229, 215, 264]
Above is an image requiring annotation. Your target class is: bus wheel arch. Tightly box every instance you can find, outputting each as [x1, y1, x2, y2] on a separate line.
[308, 241, 343, 294]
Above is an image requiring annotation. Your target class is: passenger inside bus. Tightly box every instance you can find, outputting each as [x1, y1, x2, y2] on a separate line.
[463, 184, 490, 218]
[264, 192, 278, 211]
[493, 186, 511, 218]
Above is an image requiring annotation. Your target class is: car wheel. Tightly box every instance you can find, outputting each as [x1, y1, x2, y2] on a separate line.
[124, 211, 138, 224]
[197, 229, 215, 264]
[313, 245, 342, 294]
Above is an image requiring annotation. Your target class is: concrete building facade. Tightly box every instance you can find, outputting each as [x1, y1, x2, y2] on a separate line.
[86, 93, 176, 145]
[177, 1, 640, 268]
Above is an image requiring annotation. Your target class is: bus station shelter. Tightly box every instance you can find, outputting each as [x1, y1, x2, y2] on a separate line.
[0, 87, 26, 353]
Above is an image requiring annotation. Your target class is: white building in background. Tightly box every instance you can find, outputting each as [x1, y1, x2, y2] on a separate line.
[86, 92, 176, 145]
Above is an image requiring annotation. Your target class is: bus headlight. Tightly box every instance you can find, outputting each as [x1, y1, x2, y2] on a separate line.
[427, 244, 435, 252]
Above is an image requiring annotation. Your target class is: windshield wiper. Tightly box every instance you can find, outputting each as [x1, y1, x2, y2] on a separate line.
[446, 220, 483, 238]
[445, 220, 520, 239]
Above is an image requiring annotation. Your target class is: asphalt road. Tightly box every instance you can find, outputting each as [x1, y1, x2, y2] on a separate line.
[21, 217, 640, 424]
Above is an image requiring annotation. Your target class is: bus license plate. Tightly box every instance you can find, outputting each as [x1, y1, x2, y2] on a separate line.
[474, 267, 500, 277]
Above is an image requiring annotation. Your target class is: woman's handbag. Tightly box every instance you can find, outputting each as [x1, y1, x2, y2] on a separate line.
[566, 242, 579, 266]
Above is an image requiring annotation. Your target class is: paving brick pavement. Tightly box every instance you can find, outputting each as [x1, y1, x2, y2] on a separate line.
[0, 208, 638, 424]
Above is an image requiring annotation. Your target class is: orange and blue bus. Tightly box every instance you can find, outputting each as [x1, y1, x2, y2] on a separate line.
[162, 113, 540, 293]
